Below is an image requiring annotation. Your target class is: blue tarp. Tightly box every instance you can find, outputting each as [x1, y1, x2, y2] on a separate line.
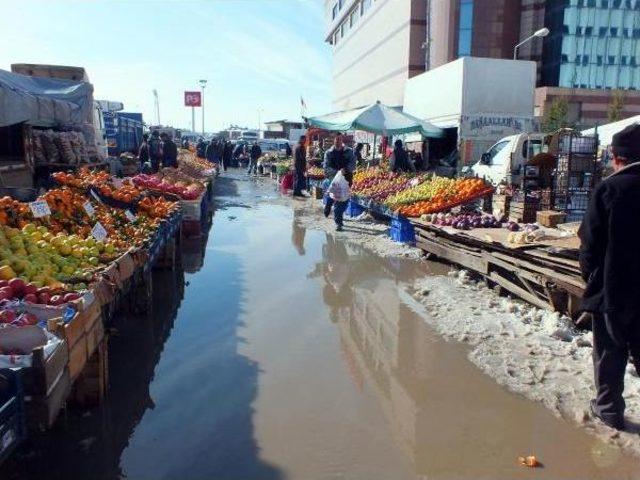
[0, 69, 93, 128]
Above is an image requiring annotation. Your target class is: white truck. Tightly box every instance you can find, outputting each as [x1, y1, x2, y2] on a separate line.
[403, 57, 539, 180]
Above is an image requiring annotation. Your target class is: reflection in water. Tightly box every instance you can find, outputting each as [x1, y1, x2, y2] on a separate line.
[312, 232, 640, 480]
[291, 210, 306, 256]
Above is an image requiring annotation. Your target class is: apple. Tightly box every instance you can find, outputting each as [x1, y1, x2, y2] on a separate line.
[23, 283, 37, 295]
[8, 278, 25, 296]
[21, 313, 38, 325]
[23, 293, 38, 303]
[37, 293, 51, 304]
[63, 293, 80, 302]
[0, 280, 8, 289]
[49, 295, 63, 306]
[0, 286, 14, 299]
[0, 310, 16, 323]
[36, 287, 50, 296]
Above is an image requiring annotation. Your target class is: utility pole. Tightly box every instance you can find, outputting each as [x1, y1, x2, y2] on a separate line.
[199, 79, 207, 136]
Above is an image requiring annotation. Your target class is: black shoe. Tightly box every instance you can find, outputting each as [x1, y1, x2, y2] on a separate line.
[590, 400, 624, 430]
[324, 205, 331, 218]
[336, 225, 344, 232]
[293, 192, 305, 198]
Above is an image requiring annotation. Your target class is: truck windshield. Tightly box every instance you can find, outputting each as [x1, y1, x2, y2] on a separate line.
[487, 140, 509, 165]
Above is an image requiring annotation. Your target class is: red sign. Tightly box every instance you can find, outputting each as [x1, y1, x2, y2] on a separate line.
[184, 91, 201, 107]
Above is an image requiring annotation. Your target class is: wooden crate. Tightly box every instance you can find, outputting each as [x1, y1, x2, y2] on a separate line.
[86, 319, 105, 359]
[25, 368, 70, 431]
[536, 210, 567, 228]
[492, 194, 511, 220]
[20, 341, 68, 397]
[154, 237, 176, 270]
[509, 201, 538, 224]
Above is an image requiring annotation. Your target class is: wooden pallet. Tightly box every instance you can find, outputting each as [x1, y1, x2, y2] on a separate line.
[411, 220, 585, 316]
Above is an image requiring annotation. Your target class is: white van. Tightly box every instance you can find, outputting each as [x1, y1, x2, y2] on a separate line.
[471, 133, 544, 185]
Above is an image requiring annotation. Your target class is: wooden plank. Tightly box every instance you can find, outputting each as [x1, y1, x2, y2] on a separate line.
[416, 237, 488, 274]
[489, 271, 551, 310]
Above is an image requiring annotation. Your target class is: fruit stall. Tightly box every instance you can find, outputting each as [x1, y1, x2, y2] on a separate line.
[315, 166, 584, 315]
[0, 154, 217, 458]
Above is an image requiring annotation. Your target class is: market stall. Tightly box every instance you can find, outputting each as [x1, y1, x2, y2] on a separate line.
[0, 69, 104, 190]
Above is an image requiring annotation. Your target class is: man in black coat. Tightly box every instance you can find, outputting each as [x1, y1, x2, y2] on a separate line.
[579, 123, 640, 430]
[292, 135, 307, 197]
[160, 133, 177, 168]
[248, 142, 262, 175]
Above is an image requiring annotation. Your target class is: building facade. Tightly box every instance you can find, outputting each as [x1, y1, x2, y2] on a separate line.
[325, 0, 427, 110]
[325, 0, 640, 126]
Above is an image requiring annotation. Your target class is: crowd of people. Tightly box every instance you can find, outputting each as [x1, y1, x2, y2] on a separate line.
[137, 130, 178, 172]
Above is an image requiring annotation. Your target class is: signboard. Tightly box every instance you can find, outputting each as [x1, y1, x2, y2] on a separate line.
[184, 91, 202, 107]
[29, 200, 51, 218]
[91, 222, 108, 241]
[83, 201, 95, 217]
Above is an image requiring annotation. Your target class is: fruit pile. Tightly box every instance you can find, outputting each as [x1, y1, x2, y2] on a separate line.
[352, 169, 427, 203]
[133, 173, 203, 200]
[427, 212, 501, 230]
[395, 178, 493, 217]
[138, 196, 179, 219]
[306, 166, 325, 179]
[53, 169, 143, 204]
[177, 151, 216, 178]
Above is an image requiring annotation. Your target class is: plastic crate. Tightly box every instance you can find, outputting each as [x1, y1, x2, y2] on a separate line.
[346, 199, 365, 218]
[0, 369, 26, 466]
[389, 217, 415, 244]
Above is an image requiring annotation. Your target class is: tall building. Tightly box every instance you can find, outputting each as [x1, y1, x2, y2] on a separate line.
[325, 0, 640, 126]
[325, 0, 427, 110]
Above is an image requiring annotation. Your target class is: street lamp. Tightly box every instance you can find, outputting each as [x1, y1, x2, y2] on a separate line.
[199, 79, 207, 136]
[514, 27, 550, 60]
[257, 108, 264, 136]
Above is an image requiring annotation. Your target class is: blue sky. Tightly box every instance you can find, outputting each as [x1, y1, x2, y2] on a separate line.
[0, 0, 332, 132]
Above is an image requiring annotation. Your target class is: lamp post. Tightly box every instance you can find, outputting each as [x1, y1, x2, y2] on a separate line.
[199, 79, 207, 136]
[514, 27, 550, 60]
[257, 108, 264, 136]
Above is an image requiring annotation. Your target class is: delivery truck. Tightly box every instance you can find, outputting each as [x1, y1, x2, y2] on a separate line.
[104, 111, 144, 156]
[403, 57, 538, 177]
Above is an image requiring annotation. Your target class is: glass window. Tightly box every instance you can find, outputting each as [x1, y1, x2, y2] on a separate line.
[624, 28, 630, 37]
[487, 141, 509, 165]
[575, 55, 581, 63]
[339, 0, 345, 8]
[609, 55, 616, 64]
[332, 3, 338, 19]
[635, 28, 640, 37]
[576, 26, 583, 35]
[561, 54, 569, 62]
[636, 0, 640, 9]
[631, 56, 637, 66]
[585, 26, 593, 35]
[361, 0, 372, 14]
[622, 55, 628, 65]
[588, 0, 596, 5]
[610, 27, 618, 36]
[626, 0, 632, 7]
[563, 24, 570, 33]
[597, 55, 603, 65]
[601, 0, 609, 5]
[613, 0, 621, 7]
[583, 55, 589, 65]
[350, 8, 359, 27]
[577, 0, 584, 6]
[599, 26, 607, 37]
[457, 0, 474, 57]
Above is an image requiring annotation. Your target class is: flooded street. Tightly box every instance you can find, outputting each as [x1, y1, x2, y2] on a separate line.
[5, 172, 640, 480]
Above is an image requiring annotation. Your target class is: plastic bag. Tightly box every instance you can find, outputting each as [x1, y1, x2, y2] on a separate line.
[328, 170, 350, 202]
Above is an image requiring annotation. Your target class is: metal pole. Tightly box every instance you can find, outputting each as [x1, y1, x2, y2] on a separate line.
[192, 106, 195, 133]
[201, 86, 205, 136]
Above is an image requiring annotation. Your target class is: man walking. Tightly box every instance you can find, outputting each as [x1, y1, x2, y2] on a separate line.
[292, 135, 307, 197]
[223, 141, 233, 171]
[580, 124, 640, 430]
[160, 133, 178, 168]
[323, 134, 354, 231]
[248, 141, 262, 175]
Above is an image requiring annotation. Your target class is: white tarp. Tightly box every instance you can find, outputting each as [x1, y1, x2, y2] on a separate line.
[582, 115, 640, 147]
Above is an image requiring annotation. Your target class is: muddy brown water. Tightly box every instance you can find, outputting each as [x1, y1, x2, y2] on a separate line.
[4, 172, 640, 480]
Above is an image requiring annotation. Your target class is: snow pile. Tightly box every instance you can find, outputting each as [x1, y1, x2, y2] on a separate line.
[406, 270, 640, 453]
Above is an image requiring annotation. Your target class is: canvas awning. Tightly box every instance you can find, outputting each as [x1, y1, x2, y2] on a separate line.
[307, 101, 444, 138]
[0, 68, 93, 128]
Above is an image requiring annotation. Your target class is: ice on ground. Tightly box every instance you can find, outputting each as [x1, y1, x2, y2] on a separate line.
[405, 270, 640, 455]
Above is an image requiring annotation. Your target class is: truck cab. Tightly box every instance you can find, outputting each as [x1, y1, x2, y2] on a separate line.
[471, 133, 544, 185]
